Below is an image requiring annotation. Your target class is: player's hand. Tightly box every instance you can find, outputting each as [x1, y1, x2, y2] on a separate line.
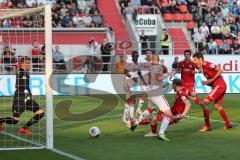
[192, 70, 197, 74]
[132, 77, 138, 83]
[202, 79, 213, 85]
[143, 81, 148, 86]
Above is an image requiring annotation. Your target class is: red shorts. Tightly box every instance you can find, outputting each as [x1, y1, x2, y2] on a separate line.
[206, 84, 226, 105]
[182, 83, 196, 96]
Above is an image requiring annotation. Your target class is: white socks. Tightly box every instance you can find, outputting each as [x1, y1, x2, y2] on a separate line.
[136, 110, 150, 125]
[159, 116, 170, 135]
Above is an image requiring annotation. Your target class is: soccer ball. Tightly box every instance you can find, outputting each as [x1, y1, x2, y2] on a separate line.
[89, 127, 100, 138]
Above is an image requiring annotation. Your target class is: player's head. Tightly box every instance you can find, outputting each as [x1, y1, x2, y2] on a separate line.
[184, 50, 191, 60]
[131, 51, 139, 63]
[152, 54, 159, 64]
[145, 49, 152, 59]
[172, 78, 182, 92]
[20, 56, 31, 71]
[192, 52, 204, 67]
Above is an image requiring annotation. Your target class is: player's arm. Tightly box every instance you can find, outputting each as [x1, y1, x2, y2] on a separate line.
[124, 68, 137, 83]
[137, 69, 147, 85]
[181, 99, 191, 118]
[203, 66, 223, 85]
[155, 72, 172, 81]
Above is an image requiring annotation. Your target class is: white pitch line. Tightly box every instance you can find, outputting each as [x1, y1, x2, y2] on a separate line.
[49, 148, 85, 160]
[1, 131, 84, 160]
[186, 116, 239, 125]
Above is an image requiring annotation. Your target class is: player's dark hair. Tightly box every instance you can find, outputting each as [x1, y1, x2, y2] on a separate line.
[192, 52, 204, 60]
[132, 51, 138, 57]
[184, 49, 192, 55]
[172, 78, 182, 86]
[20, 56, 31, 64]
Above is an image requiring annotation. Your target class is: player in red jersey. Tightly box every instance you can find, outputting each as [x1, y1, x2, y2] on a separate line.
[192, 52, 232, 131]
[141, 78, 191, 137]
[172, 50, 210, 132]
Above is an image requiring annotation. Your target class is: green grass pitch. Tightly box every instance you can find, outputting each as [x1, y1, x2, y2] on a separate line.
[0, 94, 239, 160]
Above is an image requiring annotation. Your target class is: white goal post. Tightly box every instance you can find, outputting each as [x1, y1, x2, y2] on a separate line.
[0, 5, 53, 150]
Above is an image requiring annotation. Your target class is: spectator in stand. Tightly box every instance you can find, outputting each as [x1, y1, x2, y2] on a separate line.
[115, 54, 126, 74]
[200, 22, 210, 40]
[219, 39, 231, 54]
[205, 12, 214, 30]
[140, 30, 149, 55]
[160, 59, 168, 73]
[92, 10, 102, 27]
[1, 46, 16, 73]
[79, 20, 86, 28]
[215, 11, 224, 27]
[89, 3, 99, 15]
[192, 28, 205, 51]
[68, 2, 80, 16]
[221, 3, 229, 18]
[100, 39, 112, 72]
[221, 21, 231, 39]
[22, 15, 33, 28]
[231, 39, 240, 54]
[208, 38, 217, 54]
[169, 0, 177, 13]
[123, 2, 136, 21]
[60, 3, 68, 19]
[131, 0, 141, 10]
[211, 21, 222, 39]
[211, 2, 221, 17]
[82, 12, 92, 27]
[161, 29, 170, 55]
[62, 11, 71, 27]
[52, 13, 61, 27]
[172, 56, 179, 71]
[31, 40, 41, 72]
[26, 0, 37, 8]
[53, 45, 66, 71]
[72, 12, 82, 27]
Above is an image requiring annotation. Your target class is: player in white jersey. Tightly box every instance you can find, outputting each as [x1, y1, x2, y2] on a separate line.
[131, 54, 174, 141]
[136, 49, 152, 115]
[123, 51, 147, 127]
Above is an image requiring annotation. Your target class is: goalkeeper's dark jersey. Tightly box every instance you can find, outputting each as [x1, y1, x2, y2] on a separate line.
[14, 68, 31, 97]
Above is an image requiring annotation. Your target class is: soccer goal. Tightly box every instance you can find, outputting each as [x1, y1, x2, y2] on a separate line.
[0, 5, 53, 150]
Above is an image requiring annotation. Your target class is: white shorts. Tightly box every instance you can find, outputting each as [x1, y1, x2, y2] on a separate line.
[148, 95, 170, 113]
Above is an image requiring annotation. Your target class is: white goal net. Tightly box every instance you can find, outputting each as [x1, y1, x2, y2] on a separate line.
[0, 5, 53, 150]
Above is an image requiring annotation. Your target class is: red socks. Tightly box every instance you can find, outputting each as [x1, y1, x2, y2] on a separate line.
[203, 109, 210, 128]
[194, 97, 203, 106]
[219, 109, 231, 127]
[151, 124, 157, 134]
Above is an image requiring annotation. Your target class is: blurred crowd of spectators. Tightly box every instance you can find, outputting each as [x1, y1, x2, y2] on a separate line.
[159, 0, 240, 54]
[0, 0, 103, 28]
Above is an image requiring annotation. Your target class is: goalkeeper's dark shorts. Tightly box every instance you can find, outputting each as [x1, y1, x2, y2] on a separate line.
[12, 96, 40, 118]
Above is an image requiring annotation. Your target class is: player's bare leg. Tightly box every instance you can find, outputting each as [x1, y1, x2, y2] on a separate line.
[199, 98, 211, 132]
[213, 104, 232, 129]
[20, 109, 44, 135]
[157, 110, 172, 141]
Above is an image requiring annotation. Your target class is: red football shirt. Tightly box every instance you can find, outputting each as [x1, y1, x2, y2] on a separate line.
[177, 60, 197, 84]
[202, 61, 226, 87]
[171, 87, 189, 114]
